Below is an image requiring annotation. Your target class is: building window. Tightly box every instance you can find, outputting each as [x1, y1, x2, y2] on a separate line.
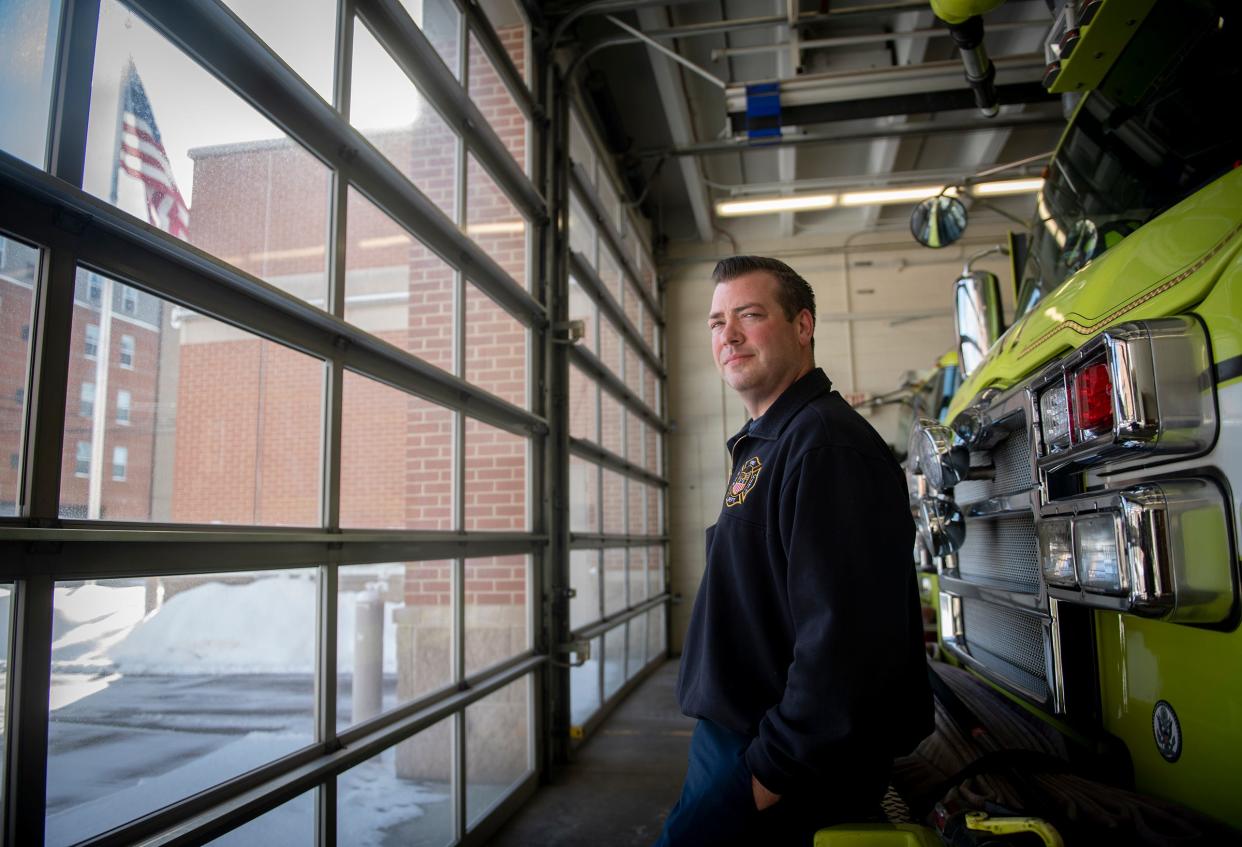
[121, 285, 138, 314]
[14, 388, 24, 405]
[120, 334, 135, 369]
[75, 441, 90, 477]
[112, 446, 128, 481]
[9, 453, 17, 470]
[87, 274, 103, 303]
[19, 324, 29, 341]
[116, 389, 131, 425]
[85, 324, 100, 359]
[80, 382, 95, 418]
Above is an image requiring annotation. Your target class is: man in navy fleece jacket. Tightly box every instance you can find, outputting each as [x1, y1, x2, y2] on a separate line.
[654, 256, 933, 846]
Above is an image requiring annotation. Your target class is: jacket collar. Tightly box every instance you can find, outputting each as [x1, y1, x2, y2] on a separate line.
[727, 368, 833, 448]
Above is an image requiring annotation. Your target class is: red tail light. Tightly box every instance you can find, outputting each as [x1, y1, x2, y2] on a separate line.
[1072, 360, 1113, 441]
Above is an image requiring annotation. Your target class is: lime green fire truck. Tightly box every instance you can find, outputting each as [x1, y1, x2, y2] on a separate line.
[897, 0, 1242, 841]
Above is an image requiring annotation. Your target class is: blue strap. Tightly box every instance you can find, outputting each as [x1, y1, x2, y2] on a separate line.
[745, 82, 781, 140]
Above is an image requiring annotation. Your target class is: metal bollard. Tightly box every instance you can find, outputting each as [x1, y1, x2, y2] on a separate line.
[352, 587, 384, 723]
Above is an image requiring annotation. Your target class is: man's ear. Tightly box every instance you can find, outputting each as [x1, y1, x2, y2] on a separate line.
[797, 309, 814, 346]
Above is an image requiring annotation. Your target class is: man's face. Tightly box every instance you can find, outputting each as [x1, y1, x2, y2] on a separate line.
[708, 272, 812, 413]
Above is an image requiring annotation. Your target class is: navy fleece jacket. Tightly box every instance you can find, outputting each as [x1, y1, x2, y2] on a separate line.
[677, 368, 933, 798]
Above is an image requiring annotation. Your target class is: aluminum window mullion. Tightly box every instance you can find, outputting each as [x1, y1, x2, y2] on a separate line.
[0, 534, 545, 581]
[568, 249, 665, 377]
[452, 24, 469, 837]
[0, 161, 546, 440]
[568, 345, 664, 433]
[75, 655, 546, 847]
[120, 0, 543, 330]
[459, 0, 535, 120]
[569, 534, 669, 549]
[5, 574, 54, 846]
[19, 246, 76, 524]
[566, 94, 657, 263]
[354, 0, 545, 222]
[5, 240, 81, 842]
[567, 437, 665, 488]
[568, 163, 661, 322]
[46, 0, 101, 185]
[568, 249, 663, 378]
[317, 4, 356, 839]
[571, 594, 670, 643]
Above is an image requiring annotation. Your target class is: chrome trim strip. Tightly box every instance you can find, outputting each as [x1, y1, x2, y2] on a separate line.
[939, 623, 1054, 707]
[962, 489, 1037, 518]
[1048, 597, 1068, 714]
[938, 574, 1046, 613]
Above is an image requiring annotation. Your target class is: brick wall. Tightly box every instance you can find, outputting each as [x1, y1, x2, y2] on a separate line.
[57, 282, 161, 521]
[172, 336, 321, 525]
[0, 268, 34, 512]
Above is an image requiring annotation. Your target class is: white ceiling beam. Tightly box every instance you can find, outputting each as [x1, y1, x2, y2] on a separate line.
[856, 8, 933, 231]
[635, 6, 715, 243]
[777, 0, 797, 238]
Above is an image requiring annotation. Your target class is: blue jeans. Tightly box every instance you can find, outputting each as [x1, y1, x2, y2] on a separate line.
[654, 719, 756, 847]
[654, 720, 886, 847]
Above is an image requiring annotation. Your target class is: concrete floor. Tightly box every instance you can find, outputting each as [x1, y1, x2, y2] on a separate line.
[486, 660, 692, 847]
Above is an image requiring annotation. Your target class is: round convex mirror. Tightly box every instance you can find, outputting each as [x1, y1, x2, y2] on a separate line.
[910, 195, 968, 248]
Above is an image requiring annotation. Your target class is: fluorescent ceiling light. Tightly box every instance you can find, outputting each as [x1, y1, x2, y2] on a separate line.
[716, 193, 838, 217]
[360, 234, 411, 249]
[465, 221, 526, 235]
[713, 177, 1043, 219]
[247, 245, 325, 262]
[971, 177, 1045, 196]
[839, 185, 949, 206]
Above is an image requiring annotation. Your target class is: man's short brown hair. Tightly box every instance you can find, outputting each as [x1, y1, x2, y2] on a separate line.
[712, 256, 816, 331]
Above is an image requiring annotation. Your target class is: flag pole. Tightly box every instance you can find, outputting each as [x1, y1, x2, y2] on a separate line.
[89, 60, 132, 519]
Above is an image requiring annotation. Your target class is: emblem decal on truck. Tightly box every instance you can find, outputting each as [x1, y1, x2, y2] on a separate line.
[724, 456, 762, 507]
[1152, 700, 1182, 763]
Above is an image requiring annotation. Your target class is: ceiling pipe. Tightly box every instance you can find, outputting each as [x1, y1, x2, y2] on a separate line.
[724, 53, 1045, 111]
[711, 18, 1047, 60]
[640, 113, 1063, 157]
[727, 81, 1054, 129]
[712, 163, 1047, 197]
[556, 0, 929, 45]
[555, 0, 1046, 45]
[549, 0, 708, 48]
[603, 14, 727, 89]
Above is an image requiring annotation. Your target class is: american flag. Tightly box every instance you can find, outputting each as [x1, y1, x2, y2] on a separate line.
[117, 61, 190, 239]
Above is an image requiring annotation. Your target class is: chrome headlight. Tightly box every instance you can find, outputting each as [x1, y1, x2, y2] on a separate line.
[914, 419, 970, 492]
[919, 496, 965, 558]
[1036, 517, 1075, 587]
[1074, 513, 1123, 594]
[1038, 478, 1233, 623]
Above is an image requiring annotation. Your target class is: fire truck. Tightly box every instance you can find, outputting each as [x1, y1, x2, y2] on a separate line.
[890, 0, 1242, 843]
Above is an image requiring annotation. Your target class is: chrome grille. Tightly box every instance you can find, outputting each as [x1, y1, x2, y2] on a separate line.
[957, 513, 1040, 593]
[954, 429, 1034, 503]
[961, 598, 1049, 700]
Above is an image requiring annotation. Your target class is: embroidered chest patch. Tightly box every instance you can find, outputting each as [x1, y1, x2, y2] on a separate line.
[724, 456, 763, 507]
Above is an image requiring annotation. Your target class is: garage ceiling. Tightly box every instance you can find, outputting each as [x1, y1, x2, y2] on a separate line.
[549, 0, 1067, 244]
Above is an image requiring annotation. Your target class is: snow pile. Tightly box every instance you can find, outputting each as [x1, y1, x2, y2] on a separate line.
[51, 582, 146, 667]
[51, 577, 399, 676]
[109, 577, 317, 674]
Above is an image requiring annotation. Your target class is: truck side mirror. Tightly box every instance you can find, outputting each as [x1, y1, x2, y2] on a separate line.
[910, 195, 968, 248]
[954, 271, 1004, 378]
